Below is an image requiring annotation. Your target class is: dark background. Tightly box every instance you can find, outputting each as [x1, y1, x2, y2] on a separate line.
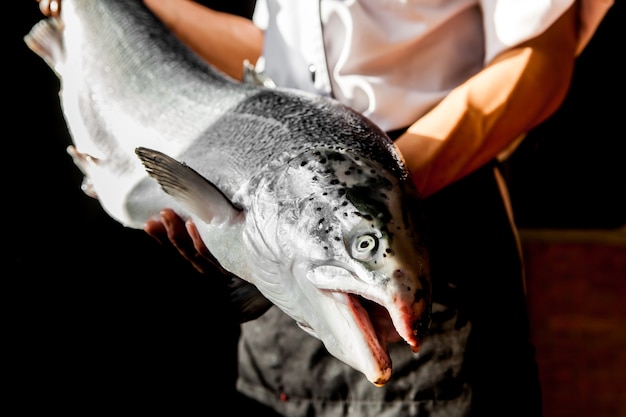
[8, 0, 624, 413]
[505, 0, 624, 229]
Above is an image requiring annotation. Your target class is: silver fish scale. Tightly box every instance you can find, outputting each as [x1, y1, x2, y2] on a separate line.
[69, 1, 408, 201]
[226, 89, 407, 176]
[177, 89, 407, 187]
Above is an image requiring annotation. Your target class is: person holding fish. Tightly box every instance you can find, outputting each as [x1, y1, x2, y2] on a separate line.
[36, 0, 612, 415]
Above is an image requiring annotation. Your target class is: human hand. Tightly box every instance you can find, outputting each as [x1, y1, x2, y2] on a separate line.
[37, 0, 61, 17]
[144, 208, 273, 322]
[144, 208, 231, 277]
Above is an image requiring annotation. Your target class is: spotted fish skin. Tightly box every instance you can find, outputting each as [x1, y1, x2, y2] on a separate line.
[25, 0, 431, 386]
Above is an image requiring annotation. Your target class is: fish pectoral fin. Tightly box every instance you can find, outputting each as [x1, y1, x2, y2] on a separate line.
[135, 147, 243, 225]
[228, 277, 273, 323]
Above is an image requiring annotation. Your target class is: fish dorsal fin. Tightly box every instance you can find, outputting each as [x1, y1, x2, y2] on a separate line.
[242, 59, 276, 88]
[135, 147, 243, 225]
[24, 17, 65, 74]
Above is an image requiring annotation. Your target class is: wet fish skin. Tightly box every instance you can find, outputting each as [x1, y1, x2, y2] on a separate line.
[24, 0, 431, 386]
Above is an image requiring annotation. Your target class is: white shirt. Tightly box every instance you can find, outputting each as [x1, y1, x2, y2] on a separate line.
[253, 0, 612, 132]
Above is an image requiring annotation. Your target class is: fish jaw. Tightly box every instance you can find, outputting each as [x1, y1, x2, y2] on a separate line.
[295, 284, 393, 386]
[304, 264, 430, 386]
[335, 291, 394, 386]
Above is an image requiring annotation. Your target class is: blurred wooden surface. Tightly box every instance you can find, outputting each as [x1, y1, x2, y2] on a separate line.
[522, 229, 626, 417]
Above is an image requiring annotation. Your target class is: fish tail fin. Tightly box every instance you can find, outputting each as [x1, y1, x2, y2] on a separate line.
[24, 17, 65, 73]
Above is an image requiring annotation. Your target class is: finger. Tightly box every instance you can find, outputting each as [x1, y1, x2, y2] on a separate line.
[143, 216, 168, 246]
[160, 208, 197, 258]
[185, 219, 233, 278]
[147, 209, 230, 276]
[38, 0, 50, 16]
[185, 219, 211, 258]
[38, 0, 61, 17]
[144, 214, 194, 264]
[160, 209, 219, 274]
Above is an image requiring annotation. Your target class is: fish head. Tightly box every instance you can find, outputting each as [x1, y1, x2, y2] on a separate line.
[244, 147, 431, 386]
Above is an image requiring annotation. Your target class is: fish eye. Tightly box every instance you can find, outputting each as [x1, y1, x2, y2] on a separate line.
[351, 233, 379, 261]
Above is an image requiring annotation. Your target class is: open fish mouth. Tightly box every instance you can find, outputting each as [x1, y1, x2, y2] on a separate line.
[341, 291, 425, 386]
[346, 294, 395, 386]
[305, 264, 429, 385]
[356, 295, 404, 345]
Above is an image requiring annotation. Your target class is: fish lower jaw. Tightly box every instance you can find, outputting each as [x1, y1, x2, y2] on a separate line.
[371, 369, 392, 387]
[317, 289, 423, 385]
[345, 293, 394, 386]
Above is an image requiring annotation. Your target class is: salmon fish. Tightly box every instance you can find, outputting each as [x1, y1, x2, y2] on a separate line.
[24, 0, 431, 386]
